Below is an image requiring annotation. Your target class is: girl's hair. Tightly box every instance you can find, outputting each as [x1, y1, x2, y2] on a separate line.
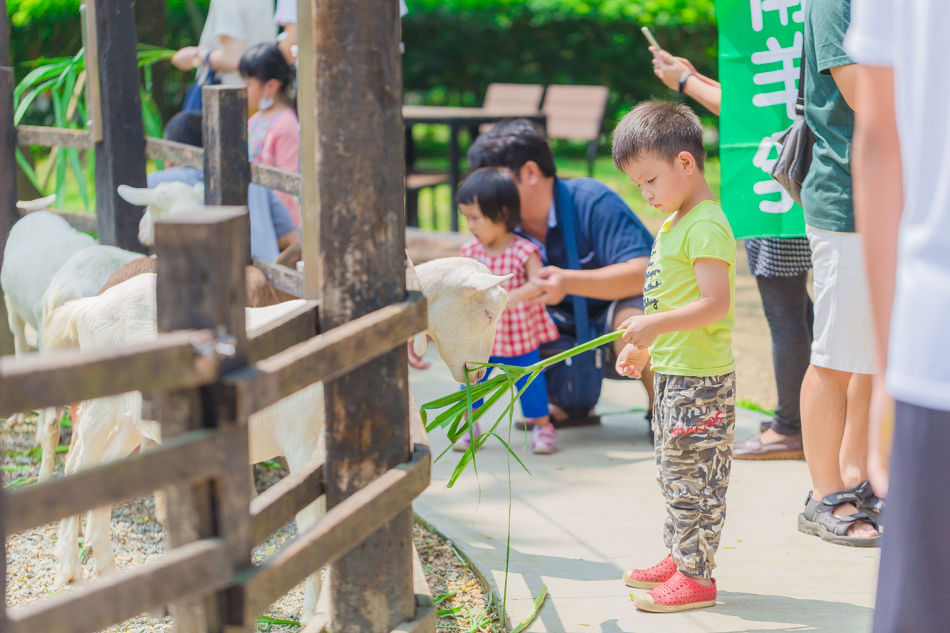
[456, 167, 521, 232]
[239, 43, 294, 93]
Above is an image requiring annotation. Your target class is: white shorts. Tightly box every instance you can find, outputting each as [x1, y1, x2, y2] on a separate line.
[807, 226, 876, 375]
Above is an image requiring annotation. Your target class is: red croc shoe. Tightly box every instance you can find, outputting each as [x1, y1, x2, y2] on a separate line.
[622, 554, 677, 589]
[633, 571, 717, 613]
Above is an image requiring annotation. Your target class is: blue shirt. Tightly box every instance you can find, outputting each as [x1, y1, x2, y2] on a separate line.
[515, 178, 654, 314]
[146, 166, 297, 261]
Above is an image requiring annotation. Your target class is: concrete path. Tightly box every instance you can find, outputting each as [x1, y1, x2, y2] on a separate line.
[410, 358, 879, 633]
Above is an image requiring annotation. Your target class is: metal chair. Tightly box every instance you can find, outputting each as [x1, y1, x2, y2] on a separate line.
[541, 84, 610, 176]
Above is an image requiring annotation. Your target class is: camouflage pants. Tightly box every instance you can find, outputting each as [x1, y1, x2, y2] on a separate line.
[652, 372, 736, 578]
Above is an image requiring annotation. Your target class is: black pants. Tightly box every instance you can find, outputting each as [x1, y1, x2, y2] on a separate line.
[873, 402, 950, 633]
[754, 272, 813, 436]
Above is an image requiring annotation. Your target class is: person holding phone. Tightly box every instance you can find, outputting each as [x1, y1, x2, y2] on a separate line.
[645, 34, 814, 462]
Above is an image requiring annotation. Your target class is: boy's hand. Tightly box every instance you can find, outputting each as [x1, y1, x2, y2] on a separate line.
[619, 314, 661, 350]
[615, 343, 651, 379]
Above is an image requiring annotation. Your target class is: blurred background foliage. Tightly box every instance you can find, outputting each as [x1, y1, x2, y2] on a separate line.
[7, 0, 718, 213]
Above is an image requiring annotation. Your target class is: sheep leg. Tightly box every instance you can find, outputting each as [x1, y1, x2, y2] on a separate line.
[86, 422, 144, 577]
[285, 444, 326, 624]
[36, 407, 63, 482]
[139, 438, 168, 525]
[4, 294, 28, 425]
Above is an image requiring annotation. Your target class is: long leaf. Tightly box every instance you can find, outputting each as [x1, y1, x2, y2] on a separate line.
[510, 585, 548, 633]
[65, 147, 89, 211]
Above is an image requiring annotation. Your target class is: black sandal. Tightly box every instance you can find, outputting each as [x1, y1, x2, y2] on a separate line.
[798, 491, 881, 548]
[850, 480, 885, 532]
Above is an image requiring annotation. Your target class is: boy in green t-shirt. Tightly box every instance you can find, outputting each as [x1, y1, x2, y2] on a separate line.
[610, 101, 736, 613]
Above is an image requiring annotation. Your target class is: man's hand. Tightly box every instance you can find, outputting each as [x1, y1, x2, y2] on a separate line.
[407, 338, 431, 370]
[651, 47, 692, 91]
[615, 343, 651, 379]
[172, 46, 201, 71]
[619, 314, 661, 350]
[530, 266, 569, 305]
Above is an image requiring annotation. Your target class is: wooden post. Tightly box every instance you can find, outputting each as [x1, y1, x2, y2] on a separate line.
[153, 208, 252, 633]
[202, 86, 250, 208]
[299, 0, 414, 631]
[94, 0, 148, 253]
[0, 65, 18, 355]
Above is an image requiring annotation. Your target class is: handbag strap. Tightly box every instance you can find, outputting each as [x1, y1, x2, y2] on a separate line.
[795, 36, 806, 116]
[554, 178, 591, 342]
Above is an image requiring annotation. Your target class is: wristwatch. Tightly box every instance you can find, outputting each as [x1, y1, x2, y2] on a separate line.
[678, 72, 694, 95]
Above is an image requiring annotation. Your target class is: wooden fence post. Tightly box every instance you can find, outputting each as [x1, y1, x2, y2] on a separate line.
[0, 0, 17, 355]
[153, 207, 252, 633]
[0, 66, 17, 355]
[202, 86, 250, 208]
[299, 0, 414, 631]
[94, 0, 148, 253]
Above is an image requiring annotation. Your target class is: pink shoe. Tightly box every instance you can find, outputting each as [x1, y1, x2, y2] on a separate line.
[531, 424, 557, 454]
[452, 423, 481, 452]
[633, 571, 717, 613]
[622, 554, 677, 589]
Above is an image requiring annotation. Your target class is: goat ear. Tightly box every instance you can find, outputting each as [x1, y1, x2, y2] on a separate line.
[461, 273, 513, 295]
[15, 194, 56, 211]
[117, 185, 155, 207]
[412, 332, 428, 356]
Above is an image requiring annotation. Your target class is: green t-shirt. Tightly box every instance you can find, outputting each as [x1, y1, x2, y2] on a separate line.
[801, 0, 855, 233]
[643, 200, 736, 377]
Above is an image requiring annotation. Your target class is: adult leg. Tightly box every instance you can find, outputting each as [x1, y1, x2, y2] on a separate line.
[840, 372, 872, 489]
[758, 272, 813, 436]
[872, 402, 950, 633]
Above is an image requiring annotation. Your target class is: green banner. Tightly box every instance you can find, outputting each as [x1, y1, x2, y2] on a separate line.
[718, 0, 806, 238]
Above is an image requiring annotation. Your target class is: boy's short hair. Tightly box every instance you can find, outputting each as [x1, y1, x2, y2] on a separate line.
[467, 119, 557, 179]
[164, 111, 203, 148]
[457, 167, 521, 232]
[612, 100, 706, 172]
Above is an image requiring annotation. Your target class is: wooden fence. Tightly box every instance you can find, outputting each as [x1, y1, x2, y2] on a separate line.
[0, 208, 433, 633]
[1, 0, 429, 632]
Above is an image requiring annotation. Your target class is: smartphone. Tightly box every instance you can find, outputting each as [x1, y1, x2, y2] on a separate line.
[641, 26, 662, 55]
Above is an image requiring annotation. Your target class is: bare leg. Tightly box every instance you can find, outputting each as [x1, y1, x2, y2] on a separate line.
[801, 365, 877, 538]
[840, 373, 872, 490]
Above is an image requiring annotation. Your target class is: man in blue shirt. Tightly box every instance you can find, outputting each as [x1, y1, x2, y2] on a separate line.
[467, 120, 655, 425]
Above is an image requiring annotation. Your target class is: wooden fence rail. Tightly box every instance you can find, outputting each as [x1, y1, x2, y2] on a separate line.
[0, 209, 431, 633]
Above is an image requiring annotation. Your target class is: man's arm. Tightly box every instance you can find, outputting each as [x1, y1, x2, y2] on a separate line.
[830, 63, 860, 110]
[531, 257, 648, 304]
[853, 65, 900, 369]
[853, 64, 901, 495]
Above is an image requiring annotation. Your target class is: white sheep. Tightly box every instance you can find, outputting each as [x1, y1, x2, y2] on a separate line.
[1, 211, 96, 470]
[44, 257, 510, 622]
[116, 182, 204, 246]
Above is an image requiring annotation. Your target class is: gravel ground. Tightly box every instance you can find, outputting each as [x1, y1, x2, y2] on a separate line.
[2, 414, 501, 633]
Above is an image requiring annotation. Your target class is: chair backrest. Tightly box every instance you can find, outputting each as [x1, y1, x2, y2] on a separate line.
[541, 84, 610, 142]
[482, 83, 545, 115]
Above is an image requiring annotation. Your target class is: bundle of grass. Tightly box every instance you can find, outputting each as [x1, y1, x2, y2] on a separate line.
[421, 330, 625, 486]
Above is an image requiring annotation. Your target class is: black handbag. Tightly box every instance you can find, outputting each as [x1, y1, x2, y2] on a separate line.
[183, 59, 220, 112]
[543, 179, 604, 412]
[769, 46, 814, 206]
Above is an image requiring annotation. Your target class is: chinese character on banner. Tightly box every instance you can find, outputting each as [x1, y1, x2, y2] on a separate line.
[750, 0, 805, 32]
[717, 0, 806, 237]
[751, 32, 803, 119]
[751, 134, 794, 214]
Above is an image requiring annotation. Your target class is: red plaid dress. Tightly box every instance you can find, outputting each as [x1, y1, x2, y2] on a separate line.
[462, 236, 560, 358]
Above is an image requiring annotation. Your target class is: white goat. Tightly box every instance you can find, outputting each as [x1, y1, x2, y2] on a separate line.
[0, 211, 96, 470]
[45, 257, 509, 622]
[116, 182, 203, 246]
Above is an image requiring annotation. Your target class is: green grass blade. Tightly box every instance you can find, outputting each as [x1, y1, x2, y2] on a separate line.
[66, 148, 89, 210]
[510, 585, 548, 633]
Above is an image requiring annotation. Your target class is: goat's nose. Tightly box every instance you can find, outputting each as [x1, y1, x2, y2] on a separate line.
[472, 367, 487, 382]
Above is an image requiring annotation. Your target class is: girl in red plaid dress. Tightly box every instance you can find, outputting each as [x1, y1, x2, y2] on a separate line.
[454, 167, 561, 454]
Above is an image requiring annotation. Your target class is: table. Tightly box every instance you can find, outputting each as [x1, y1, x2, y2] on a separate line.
[402, 105, 547, 230]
